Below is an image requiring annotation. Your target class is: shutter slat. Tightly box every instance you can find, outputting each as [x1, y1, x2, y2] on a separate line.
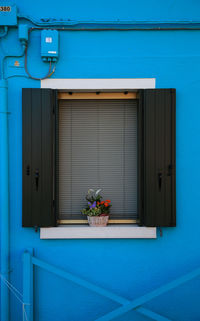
[22, 89, 32, 226]
[41, 90, 54, 226]
[31, 89, 42, 226]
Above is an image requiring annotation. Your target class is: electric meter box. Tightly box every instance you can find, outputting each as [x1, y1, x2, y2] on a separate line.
[0, 4, 17, 26]
[41, 30, 59, 62]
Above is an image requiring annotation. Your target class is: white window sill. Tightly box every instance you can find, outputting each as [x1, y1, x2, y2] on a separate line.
[40, 225, 157, 239]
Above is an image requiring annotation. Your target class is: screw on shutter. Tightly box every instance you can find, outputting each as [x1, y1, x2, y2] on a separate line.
[26, 165, 30, 176]
[35, 169, 39, 191]
[158, 172, 162, 191]
[167, 164, 173, 176]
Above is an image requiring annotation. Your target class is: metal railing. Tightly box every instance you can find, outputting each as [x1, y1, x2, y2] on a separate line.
[23, 249, 200, 321]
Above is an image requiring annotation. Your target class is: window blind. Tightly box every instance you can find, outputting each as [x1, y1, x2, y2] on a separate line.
[58, 99, 138, 220]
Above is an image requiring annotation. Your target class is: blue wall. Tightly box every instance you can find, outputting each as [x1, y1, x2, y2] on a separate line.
[1, 1, 200, 320]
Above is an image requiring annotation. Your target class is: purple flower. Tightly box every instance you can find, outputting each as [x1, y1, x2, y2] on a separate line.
[88, 201, 96, 208]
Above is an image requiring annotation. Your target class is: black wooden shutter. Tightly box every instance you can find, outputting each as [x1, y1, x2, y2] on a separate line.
[139, 89, 176, 227]
[22, 88, 57, 227]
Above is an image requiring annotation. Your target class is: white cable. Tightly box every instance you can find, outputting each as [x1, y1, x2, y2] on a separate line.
[0, 274, 30, 321]
[0, 273, 23, 297]
[23, 304, 29, 321]
[0, 275, 24, 304]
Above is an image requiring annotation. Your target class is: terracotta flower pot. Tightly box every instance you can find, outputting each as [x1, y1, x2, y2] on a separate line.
[87, 215, 109, 227]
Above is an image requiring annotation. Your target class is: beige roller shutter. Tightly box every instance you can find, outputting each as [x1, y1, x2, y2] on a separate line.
[58, 99, 138, 221]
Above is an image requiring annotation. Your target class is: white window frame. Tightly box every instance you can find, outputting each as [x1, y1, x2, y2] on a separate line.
[40, 78, 157, 239]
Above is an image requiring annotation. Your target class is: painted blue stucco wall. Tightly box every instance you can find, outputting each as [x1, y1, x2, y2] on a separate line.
[1, 1, 200, 320]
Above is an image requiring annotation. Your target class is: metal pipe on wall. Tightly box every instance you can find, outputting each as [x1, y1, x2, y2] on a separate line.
[0, 79, 9, 321]
[17, 14, 200, 29]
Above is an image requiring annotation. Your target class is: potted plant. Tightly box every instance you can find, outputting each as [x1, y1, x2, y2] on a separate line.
[81, 189, 111, 227]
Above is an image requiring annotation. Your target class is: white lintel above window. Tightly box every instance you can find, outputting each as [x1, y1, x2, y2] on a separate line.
[41, 78, 156, 90]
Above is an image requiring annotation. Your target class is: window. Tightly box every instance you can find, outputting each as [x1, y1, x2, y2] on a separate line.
[58, 98, 138, 223]
[22, 88, 176, 228]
